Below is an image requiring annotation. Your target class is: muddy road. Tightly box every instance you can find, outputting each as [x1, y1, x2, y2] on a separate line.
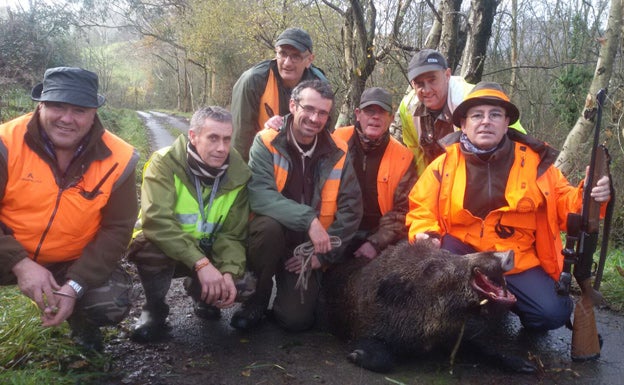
[100, 111, 624, 385]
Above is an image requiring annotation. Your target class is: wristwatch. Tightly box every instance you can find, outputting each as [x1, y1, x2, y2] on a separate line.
[67, 280, 84, 299]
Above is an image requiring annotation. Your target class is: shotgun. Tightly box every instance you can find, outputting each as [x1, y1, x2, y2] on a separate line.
[557, 88, 611, 361]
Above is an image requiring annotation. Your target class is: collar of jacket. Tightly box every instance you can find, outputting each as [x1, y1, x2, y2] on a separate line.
[439, 129, 559, 177]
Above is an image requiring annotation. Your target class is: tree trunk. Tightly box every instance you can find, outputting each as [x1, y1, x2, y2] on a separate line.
[509, 0, 518, 98]
[555, 0, 623, 176]
[460, 0, 499, 83]
[438, 0, 464, 72]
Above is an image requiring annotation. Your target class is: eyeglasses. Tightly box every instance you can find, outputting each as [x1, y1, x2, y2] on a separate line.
[467, 111, 506, 123]
[276, 50, 309, 64]
[296, 102, 330, 119]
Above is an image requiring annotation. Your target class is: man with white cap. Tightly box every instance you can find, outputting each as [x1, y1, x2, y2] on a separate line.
[392, 49, 525, 176]
[231, 27, 327, 162]
[334, 87, 417, 259]
[0, 67, 138, 351]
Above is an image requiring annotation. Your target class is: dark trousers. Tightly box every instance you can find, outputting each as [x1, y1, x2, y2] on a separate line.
[128, 235, 200, 318]
[246, 215, 321, 332]
[441, 234, 573, 331]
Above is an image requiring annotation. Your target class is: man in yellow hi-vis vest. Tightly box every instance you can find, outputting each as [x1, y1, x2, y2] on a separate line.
[129, 106, 251, 343]
[390, 49, 525, 176]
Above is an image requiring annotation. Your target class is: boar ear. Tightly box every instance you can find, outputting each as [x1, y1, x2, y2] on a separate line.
[376, 273, 416, 306]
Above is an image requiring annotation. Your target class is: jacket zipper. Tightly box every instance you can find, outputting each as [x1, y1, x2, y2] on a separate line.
[33, 188, 64, 262]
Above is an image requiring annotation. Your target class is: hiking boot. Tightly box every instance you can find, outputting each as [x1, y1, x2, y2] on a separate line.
[68, 316, 104, 352]
[193, 300, 221, 320]
[230, 303, 266, 331]
[130, 309, 171, 343]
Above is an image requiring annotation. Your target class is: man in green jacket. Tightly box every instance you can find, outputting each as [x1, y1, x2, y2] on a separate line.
[231, 27, 327, 162]
[130, 106, 251, 343]
[230, 80, 362, 332]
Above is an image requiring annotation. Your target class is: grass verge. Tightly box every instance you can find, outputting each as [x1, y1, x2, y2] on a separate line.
[0, 286, 110, 384]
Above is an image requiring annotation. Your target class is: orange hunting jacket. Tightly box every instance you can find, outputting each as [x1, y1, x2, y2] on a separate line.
[0, 113, 135, 265]
[407, 131, 590, 280]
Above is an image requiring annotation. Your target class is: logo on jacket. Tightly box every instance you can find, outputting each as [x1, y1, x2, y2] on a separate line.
[21, 172, 42, 184]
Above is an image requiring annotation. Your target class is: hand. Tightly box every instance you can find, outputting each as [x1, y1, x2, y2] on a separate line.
[264, 115, 284, 131]
[413, 233, 441, 248]
[284, 254, 321, 274]
[591, 175, 611, 203]
[216, 273, 237, 308]
[195, 258, 228, 306]
[42, 284, 77, 327]
[584, 166, 611, 203]
[353, 241, 378, 259]
[308, 218, 332, 254]
[12, 258, 62, 318]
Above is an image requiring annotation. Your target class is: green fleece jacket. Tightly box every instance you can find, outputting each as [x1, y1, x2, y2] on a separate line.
[230, 59, 326, 162]
[138, 135, 251, 277]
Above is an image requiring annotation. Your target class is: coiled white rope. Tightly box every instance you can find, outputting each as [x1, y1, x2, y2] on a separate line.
[293, 236, 342, 303]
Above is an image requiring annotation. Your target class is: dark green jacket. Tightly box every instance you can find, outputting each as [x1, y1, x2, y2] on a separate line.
[230, 59, 326, 162]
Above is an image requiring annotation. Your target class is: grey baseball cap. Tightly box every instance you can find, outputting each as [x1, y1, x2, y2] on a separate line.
[275, 28, 313, 53]
[359, 87, 393, 113]
[407, 49, 448, 82]
[31, 67, 105, 108]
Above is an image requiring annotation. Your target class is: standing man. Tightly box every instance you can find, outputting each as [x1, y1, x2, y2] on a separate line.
[406, 82, 611, 331]
[333, 87, 417, 259]
[230, 80, 362, 332]
[129, 106, 251, 343]
[231, 27, 327, 161]
[392, 49, 524, 176]
[0, 67, 138, 351]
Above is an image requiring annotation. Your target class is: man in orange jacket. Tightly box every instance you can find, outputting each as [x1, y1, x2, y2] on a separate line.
[333, 87, 417, 259]
[0, 67, 138, 351]
[406, 81, 611, 331]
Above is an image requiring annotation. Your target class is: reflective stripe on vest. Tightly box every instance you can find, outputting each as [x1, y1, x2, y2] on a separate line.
[173, 173, 243, 239]
[257, 69, 279, 130]
[0, 113, 135, 264]
[259, 129, 347, 229]
[333, 126, 414, 214]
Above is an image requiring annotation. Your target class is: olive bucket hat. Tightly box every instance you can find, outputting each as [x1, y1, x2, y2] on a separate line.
[451, 81, 519, 127]
[31, 67, 105, 108]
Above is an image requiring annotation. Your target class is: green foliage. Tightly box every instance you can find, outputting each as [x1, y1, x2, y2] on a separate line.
[600, 248, 624, 312]
[0, 3, 81, 88]
[0, 286, 108, 384]
[97, 107, 152, 181]
[551, 65, 593, 128]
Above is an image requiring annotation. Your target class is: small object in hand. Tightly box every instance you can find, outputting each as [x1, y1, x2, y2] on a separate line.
[50, 306, 59, 314]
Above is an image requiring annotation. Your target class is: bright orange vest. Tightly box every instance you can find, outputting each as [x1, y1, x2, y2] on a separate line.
[0, 114, 135, 264]
[257, 69, 280, 130]
[408, 142, 582, 280]
[259, 129, 348, 229]
[333, 126, 414, 214]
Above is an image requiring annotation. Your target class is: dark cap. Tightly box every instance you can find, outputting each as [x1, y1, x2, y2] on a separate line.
[31, 67, 105, 108]
[407, 49, 448, 82]
[275, 28, 313, 53]
[452, 81, 520, 127]
[359, 87, 393, 112]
